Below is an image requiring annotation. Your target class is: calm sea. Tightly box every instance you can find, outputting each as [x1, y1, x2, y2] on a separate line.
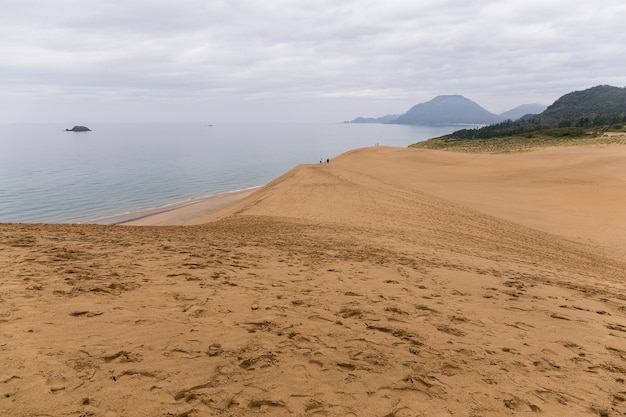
[0, 123, 462, 223]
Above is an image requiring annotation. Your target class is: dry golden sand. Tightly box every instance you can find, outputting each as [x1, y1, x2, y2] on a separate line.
[1, 145, 626, 417]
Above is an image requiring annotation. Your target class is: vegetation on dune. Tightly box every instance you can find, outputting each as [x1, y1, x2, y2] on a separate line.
[411, 129, 626, 154]
[411, 85, 626, 153]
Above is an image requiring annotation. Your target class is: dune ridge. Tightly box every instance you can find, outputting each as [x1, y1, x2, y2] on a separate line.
[1, 145, 625, 416]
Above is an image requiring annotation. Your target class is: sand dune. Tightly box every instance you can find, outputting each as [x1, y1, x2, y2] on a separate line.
[1, 145, 625, 416]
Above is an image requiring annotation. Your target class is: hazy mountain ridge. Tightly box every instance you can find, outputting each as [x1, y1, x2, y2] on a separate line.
[349, 114, 401, 124]
[347, 96, 544, 125]
[499, 104, 547, 121]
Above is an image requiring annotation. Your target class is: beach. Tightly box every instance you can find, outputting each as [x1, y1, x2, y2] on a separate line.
[1, 144, 626, 416]
[90, 189, 259, 226]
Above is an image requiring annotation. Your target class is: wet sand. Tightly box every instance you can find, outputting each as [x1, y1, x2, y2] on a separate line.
[1, 144, 625, 416]
[86, 188, 258, 226]
[117, 189, 257, 226]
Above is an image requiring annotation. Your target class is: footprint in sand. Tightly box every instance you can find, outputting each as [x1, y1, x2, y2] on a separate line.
[46, 374, 67, 392]
[102, 350, 142, 363]
[69, 310, 103, 317]
[207, 343, 223, 357]
[292, 364, 309, 380]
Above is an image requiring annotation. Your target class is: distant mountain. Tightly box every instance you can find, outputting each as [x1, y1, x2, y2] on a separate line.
[391, 95, 503, 125]
[347, 114, 400, 124]
[346, 96, 547, 126]
[499, 104, 546, 121]
[449, 85, 626, 140]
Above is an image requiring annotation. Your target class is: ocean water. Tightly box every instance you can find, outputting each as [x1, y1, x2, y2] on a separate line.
[0, 123, 463, 223]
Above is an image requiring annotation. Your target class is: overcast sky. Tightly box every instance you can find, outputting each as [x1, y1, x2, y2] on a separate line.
[1, 0, 625, 123]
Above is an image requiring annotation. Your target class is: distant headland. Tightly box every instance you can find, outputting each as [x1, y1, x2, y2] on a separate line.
[65, 125, 91, 132]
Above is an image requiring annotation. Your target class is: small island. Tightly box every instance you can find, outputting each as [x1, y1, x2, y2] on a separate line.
[65, 125, 91, 132]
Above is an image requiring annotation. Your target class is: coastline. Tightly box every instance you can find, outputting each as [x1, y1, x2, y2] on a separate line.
[1, 144, 625, 415]
[84, 187, 260, 226]
[0, 123, 461, 224]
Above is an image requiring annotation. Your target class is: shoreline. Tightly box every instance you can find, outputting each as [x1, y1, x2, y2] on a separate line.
[84, 187, 261, 226]
[2, 145, 625, 415]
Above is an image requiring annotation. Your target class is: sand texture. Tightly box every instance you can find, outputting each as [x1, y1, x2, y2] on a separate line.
[1, 145, 626, 416]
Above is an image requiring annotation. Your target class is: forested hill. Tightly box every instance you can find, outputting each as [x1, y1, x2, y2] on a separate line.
[539, 85, 626, 125]
[449, 85, 626, 139]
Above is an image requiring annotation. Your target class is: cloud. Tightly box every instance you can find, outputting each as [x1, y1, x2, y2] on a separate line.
[1, 0, 625, 121]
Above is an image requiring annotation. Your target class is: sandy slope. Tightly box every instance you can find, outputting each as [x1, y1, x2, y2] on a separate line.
[1, 145, 625, 417]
